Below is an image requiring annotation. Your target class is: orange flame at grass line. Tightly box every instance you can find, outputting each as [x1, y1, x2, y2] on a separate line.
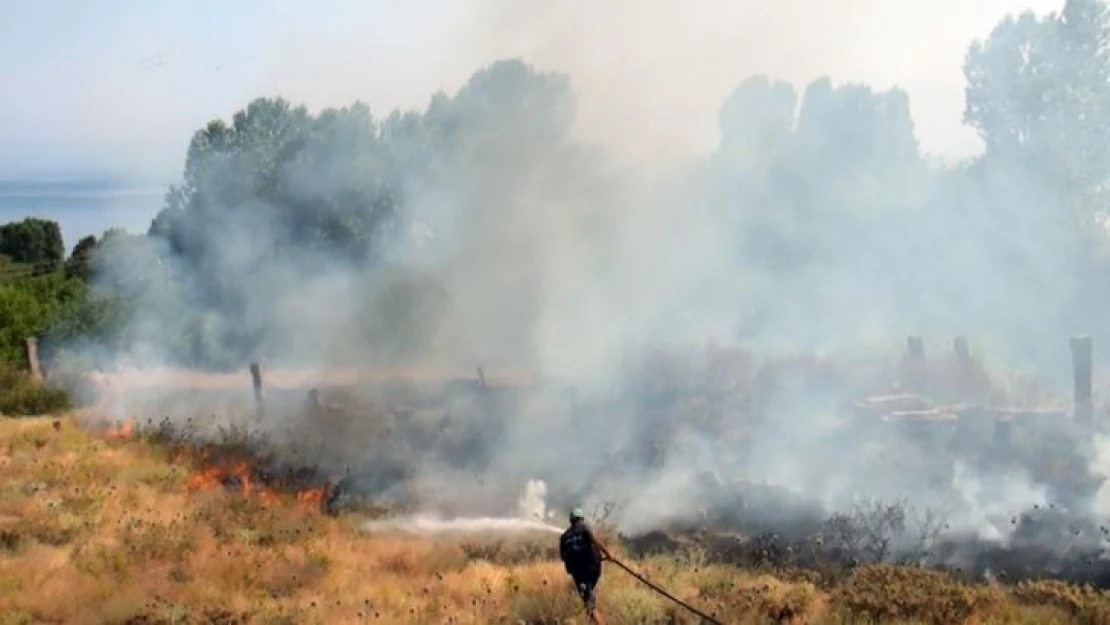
[184, 460, 329, 512]
[296, 486, 328, 511]
[105, 418, 136, 441]
[186, 461, 252, 492]
[88, 411, 325, 512]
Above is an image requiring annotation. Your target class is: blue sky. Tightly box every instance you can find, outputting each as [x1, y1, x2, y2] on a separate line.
[0, 0, 1062, 184]
[0, 1, 467, 180]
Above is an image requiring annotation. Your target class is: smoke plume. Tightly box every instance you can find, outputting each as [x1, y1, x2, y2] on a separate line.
[51, 0, 1110, 585]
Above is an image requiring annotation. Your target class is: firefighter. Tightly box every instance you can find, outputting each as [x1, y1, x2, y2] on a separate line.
[559, 508, 611, 624]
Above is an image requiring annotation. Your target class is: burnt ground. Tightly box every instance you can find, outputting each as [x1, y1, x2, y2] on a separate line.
[83, 349, 1110, 589]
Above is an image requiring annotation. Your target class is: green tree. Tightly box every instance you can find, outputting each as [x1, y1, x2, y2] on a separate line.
[65, 235, 98, 281]
[279, 101, 397, 258]
[0, 273, 87, 367]
[964, 0, 1110, 225]
[792, 78, 922, 208]
[963, 11, 1056, 154]
[711, 75, 924, 273]
[0, 218, 65, 270]
[149, 98, 315, 256]
[136, 59, 587, 367]
[716, 76, 797, 171]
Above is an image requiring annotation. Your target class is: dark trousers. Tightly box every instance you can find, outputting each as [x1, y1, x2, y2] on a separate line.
[571, 567, 601, 611]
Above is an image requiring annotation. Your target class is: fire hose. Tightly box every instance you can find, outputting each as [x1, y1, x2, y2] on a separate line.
[605, 555, 725, 625]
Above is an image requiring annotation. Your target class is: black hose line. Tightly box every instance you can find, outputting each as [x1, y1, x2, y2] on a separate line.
[606, 556, 726, 625]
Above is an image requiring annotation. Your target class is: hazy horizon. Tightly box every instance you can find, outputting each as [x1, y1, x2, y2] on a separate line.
[0, 177, 166, 245]
[0, 0, 1068, 244]
[1, 0, 1061, 182]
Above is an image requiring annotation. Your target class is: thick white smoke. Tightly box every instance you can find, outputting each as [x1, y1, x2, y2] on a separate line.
[48, 1, 1110, 576]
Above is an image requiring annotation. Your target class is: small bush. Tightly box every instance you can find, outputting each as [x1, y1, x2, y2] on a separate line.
[0, 365, 70, 416]
[833, 564, 1003, 624]
[1010, 579, 1110, 622]
[507, 576, 580, 624]
[735, 576, 823, 623]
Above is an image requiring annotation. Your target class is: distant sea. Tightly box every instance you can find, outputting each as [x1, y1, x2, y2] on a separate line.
[0, 175, 170, 250]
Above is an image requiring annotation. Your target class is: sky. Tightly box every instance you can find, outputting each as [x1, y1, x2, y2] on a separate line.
[0, 0, 1063, 181]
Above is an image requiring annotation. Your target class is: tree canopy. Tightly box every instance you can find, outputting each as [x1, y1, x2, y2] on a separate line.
[0, 218, 65, 269]
[7, 1, 1110, 371]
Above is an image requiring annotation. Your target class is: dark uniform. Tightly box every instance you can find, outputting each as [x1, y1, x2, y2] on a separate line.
[559, 518, 604, 612]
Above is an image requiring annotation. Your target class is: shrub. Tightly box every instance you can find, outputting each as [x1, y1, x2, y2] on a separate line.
[833, 564, 1004, 624]
[1011, 580, 1110, 622]
[0, 365, 70, 416]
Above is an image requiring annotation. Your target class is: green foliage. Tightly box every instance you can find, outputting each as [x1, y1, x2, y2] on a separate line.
[713, 72, 927, 290]
[0, 264, 107, 412]
[965, 1, 1110, 225]
[833, 565, 1005, 624]
[8, 5, 1110, 371]
[107, 58, 584, 368]
[0, 365, 70, 416]
[0, 218, 65, 268]
[0, 220, 124, 378]
[147, 58, 578, 272]
[65, 235, 98, 281]
[148, 97, 374, 259]
[0, 273, 87, 366]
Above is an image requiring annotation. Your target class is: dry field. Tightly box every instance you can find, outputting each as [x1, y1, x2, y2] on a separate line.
[2, 416, 1110, 624]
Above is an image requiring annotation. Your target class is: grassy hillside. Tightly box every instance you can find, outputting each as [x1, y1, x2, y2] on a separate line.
[2, 416, 1110, 624]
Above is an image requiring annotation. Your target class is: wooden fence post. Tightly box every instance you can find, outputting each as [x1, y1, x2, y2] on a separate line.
[906, 336, 925, 361]
[23, 337, 42, 383]
[953, 336, 970, 366]
[898, 336, 926, 391]
[249, 362, 264, 421]
[1071, 336, 1093, 425]
[307, 388, 321, 420]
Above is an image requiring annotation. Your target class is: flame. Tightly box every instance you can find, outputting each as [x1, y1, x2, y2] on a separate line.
[93, 410, 329, 513]
[105, 419, 135, 440]
[186, 461, 253, 493]
[184, 458, 328, 512]
[296, 486, 329, 511]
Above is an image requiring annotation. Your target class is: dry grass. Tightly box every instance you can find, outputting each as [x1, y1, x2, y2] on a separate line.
[2, 416, 1110, 624]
